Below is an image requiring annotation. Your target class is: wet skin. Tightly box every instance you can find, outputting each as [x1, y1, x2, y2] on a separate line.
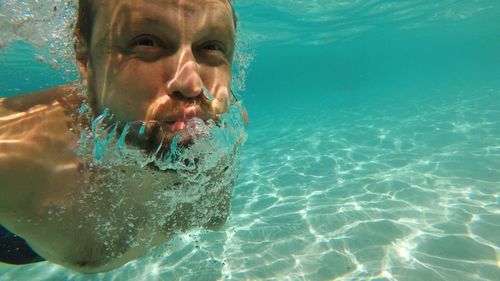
[0, 0, 238, 273]
[79, 0, 235, 147]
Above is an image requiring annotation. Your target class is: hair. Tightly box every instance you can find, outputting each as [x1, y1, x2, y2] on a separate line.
[74, 0, 237, 45]
[74, 0, 94, 45]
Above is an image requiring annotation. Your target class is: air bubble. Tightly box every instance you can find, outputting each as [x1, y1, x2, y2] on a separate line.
[201, 84, 215, 101]
[70, 100, 247, 259]
[179, 117, 210, 144]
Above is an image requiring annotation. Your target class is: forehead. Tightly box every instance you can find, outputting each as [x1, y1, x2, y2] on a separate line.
[95, 0, 232, 14]
[93, 0, 234, 37]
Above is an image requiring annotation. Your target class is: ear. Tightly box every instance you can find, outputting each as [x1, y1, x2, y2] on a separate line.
[242, 107, 249, 126]
[74, 34, 90, 86]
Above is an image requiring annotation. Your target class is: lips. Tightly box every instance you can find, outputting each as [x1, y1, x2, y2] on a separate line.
[156, 104, 216, 133]
[160, 107, 195, 132]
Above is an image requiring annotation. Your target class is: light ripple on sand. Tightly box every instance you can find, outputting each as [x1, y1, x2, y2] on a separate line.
[1, 90, 500, 280]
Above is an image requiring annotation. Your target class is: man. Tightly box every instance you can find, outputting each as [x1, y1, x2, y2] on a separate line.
[0, 0, 246, 273]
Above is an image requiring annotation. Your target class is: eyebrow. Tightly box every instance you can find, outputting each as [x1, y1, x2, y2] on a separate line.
[93, 2, 236, 52]
[129, 17, 178, 37]
[132, 15, 235, 45]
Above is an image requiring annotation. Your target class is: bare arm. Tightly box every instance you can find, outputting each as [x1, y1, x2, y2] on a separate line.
[0, 86, 83, 250]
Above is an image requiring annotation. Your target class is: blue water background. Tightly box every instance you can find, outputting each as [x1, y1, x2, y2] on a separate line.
[1, 0, 500, 280]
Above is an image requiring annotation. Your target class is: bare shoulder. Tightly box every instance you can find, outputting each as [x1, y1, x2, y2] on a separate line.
[0, 84, 82, 114]
[0, 85, 84, 154]
[0, 85, 84, 221]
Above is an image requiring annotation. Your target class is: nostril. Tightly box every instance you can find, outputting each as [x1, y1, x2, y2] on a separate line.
[172, 90, 187, 100]
[171, 90, 202, 102]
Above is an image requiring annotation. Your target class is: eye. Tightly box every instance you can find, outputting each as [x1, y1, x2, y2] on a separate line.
[128, 35, 166, 60]
[202, 41, 226, 54]
[130, 35, 162, 48]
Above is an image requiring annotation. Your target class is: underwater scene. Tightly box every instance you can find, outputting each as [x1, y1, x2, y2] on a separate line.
[1, 0, 500, 280]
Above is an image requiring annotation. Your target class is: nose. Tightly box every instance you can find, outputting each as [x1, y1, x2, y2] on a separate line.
[166, 50, 203, 99]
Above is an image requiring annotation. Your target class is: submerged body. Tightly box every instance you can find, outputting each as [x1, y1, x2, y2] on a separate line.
[0, 87, 232, 272]
[0, 0, 244, 273]
[0, 87, 128, 271]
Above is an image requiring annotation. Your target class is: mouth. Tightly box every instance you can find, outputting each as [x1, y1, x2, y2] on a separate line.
[145, 118, 211, 172]
[169, 117, 212, 144]
[109, 101, 219, 156]
[157, 104, 204, 127]
[124, 117, 210, 154]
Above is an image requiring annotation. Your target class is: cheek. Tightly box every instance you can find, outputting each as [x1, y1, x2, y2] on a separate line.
[201, 68, 232, 114]
[97, 59, 165, 119]
[201, 67, 232, 97]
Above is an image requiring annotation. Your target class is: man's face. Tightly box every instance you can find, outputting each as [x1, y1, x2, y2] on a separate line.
[80, 0, 235, 147]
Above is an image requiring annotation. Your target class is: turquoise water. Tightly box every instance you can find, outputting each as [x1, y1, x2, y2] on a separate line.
[1, 0, 500, 280]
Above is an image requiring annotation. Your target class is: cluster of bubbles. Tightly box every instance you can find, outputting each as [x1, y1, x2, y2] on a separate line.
[62, 98, 248, 260]
[0, 0, 77, 74]
[233, 40, 254, 93]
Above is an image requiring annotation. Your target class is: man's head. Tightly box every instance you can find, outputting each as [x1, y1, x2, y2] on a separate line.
[74, 0, 237, 51]
[73, 0, 237, 148]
